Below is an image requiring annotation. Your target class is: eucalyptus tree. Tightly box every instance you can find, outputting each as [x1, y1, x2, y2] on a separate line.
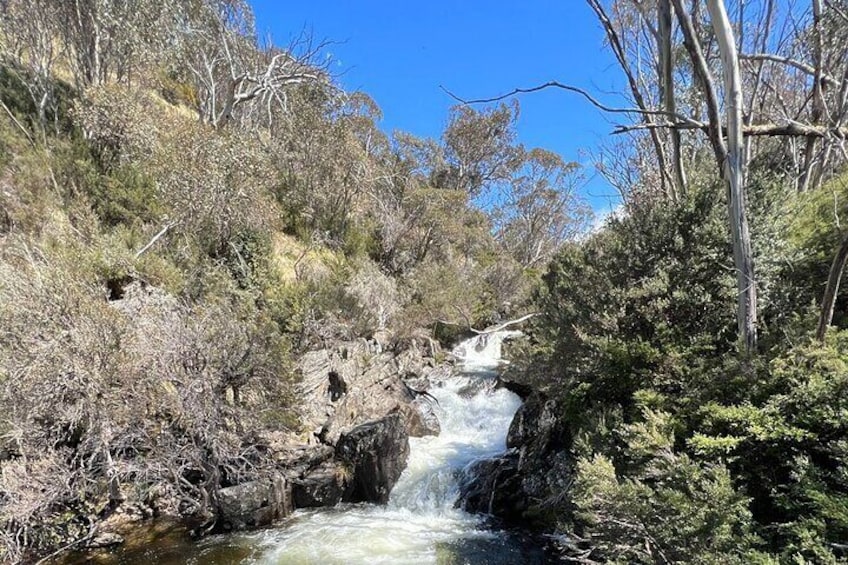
[0, 0, 62, 131]
[178, 0, 332, 129]
[495, 148, 589, 269]
[438, 100, 524, 196]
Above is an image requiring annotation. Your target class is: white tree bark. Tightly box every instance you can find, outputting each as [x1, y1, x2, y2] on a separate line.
[707, 0, 758, 353]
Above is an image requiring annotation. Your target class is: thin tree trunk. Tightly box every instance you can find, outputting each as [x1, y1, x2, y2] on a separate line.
[816, 235, 848, 341]
[586, 0, 675, 199]
[799, 0, 826, 192]
[659, 0, 686, 197]
[672, 0, 727, 167]
[743, 0, 775, 181]
[707, 0, 758, 353]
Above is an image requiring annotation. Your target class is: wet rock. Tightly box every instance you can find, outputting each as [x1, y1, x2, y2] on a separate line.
[408, 396, 440, 437]
[458, 393, 574, 527]
[459, 454, 525, 517]
[291, 461, 349, 508]
[507, 395, 567, 455]
[216, 474, 291, 530]
[86, 532, 125, 548]
[494, 376, 533, 400]
[336, 412, 410, 504]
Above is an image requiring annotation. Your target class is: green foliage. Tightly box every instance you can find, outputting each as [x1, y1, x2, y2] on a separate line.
[0, 64, 75, 132]
[689, 332, 848, 561]
[58, 143, 164, 227]
[527, 178, 848, 562]
[771, 173, 848, 332]
[573, 411, 765, 564]
[531, 190, 736, 423]
[218, 228, 273, 290]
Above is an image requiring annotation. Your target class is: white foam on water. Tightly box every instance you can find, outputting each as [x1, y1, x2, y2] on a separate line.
[243, 332, 523, 565]
[450, 330, 523, 370]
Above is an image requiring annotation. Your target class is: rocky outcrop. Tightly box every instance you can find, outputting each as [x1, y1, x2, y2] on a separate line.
[257, 340, 438, 512]
[89, 337, 445, 550]
[216, 473, 292, 530]
[458, 393, 573, 527]
[291, 460, 349, 508]
[286, 413, 412, 508]
[335, 412, 410, 504]
[298, 338, 443, 444]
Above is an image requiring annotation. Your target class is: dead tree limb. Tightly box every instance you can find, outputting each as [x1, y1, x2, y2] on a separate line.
[482, 312, 539, 334]
[440, 83, 702, 126]
[740, 53, 841, 88]
[134, 221, 176, 259]
[613, 121, 848, 137]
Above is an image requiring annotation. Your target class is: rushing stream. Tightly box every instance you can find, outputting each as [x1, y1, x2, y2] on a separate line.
[64, 332, 554, 564]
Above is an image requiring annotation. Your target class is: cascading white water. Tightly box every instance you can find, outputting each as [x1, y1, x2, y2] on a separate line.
[450, 330, 523, 370]
[240, 332, 524, 565]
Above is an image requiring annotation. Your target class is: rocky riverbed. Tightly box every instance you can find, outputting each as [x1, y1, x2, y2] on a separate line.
[57, 332, 565, 564]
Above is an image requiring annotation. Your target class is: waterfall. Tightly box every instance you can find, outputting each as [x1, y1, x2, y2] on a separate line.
[450, 330, 524, 370]
[240, 332, 527, 564]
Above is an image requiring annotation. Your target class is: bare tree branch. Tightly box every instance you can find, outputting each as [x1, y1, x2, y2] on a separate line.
[134, 221, 176, 259]
[613, 120, 848, 137]
[439, 82, 702, 126]
[740, 52, 841, 87]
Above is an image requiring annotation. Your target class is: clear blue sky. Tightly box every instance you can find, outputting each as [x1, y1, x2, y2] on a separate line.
[250, 1, 626, 215]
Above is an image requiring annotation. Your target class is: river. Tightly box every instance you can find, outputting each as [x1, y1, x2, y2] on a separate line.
[64, 332, 554, 564]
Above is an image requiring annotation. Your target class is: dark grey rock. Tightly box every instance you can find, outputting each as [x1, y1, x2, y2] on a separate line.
[336, 412, 410, 504]
[495, 376, 533, 400]
[459, 454, 526, 517]
[291, 461, 349, 508]
[216, 474, 291, 530]
[458, 393, 574, 527]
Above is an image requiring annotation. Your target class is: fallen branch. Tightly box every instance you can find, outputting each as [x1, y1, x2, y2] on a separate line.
[474, 312, 539, 334]
[134, 220, 176, 259]
[0, 99, 35, 147]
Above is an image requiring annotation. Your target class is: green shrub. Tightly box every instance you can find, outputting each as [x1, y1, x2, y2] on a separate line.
[531, 189, 736, 424]
[690, 332, 848, 561]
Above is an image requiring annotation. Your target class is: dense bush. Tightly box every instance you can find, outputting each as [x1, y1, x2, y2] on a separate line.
[0, 238, 296, 561]
[573, 411, 766, 564]
[531, 189, 736, 419]
[524, 180, 848, 562]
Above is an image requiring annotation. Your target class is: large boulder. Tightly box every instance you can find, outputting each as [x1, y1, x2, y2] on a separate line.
[458, 393, 573, 527]
[291, 460, 349, 508]
[298, 339, 442, 444]
[216, 473, 292, 530]
[335, 412, 410, 504]
[459, 454, 525, 517]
